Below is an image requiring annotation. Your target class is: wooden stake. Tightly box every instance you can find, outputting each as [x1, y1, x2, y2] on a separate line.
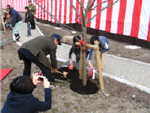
[0, 15, 6, 32]
[94, 41, 105, 91]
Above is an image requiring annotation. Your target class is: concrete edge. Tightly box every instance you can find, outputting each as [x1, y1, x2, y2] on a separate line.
[103, 72, 150, 94]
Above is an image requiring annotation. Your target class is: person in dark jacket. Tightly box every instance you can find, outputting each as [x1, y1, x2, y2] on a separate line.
[18, 34, 61, 82]
[69, 36, 89, 65]
[6, 6, 22, 42]
[2, 74, 52, 113]
[28, 0, 36, 29]
[25, 6, 32, 36]
[88, 36, 110, 69]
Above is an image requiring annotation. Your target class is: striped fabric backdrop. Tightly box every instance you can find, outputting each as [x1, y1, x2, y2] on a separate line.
[2, 0, 150, 42]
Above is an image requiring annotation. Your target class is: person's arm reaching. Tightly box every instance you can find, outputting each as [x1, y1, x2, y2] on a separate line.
[88, 49, 94, 68]
[31, 77, 52, 112]
[11, 13, 16, 27]
[50, 48, 57, 72]
[69, 46, 73, 65]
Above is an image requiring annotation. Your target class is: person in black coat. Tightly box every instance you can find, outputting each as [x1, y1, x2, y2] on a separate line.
[69, 36, 89, 65]
[25, 6, 32, 36]
[1, 74, 52, 113]
[6, 6, 22, 41]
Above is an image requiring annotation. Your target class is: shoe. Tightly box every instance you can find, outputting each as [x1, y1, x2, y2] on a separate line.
[26, 35, 32, 37]
[49, 84, 58, 89]
[16, 37, 20, 41]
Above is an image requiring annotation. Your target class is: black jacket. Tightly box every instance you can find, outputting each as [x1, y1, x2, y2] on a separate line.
[9, 8, 22, 27]
[2, 88, 52, 113]
[69, 45, 89, 63]
[25, 11, 32, 23]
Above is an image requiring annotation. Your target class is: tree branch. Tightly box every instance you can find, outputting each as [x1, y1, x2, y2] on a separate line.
[88, 0, 96, 10]
[87, 0, 120, 23]
[70, 0, 83, 25]
[76, 0, 84, 10]
[33, 0, 75, 34]
[90, 0, 110, 11]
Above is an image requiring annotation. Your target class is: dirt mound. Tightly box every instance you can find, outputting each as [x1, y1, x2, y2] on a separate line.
[52, 67, 99, 94]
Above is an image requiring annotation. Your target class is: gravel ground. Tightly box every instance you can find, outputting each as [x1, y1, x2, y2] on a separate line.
[1, 28, 150, 113]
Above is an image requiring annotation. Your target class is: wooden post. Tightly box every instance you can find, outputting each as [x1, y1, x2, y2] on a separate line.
[75, 41, 105, 90]
[1, 15, 6, 31]
[94, 41, 105, 91]
[0, 0, 6, 32]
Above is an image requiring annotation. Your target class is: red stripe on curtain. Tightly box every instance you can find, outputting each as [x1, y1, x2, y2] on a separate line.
[87, 1, 93, 27]
[117, 0, 127, 34]
[69, 0, 73, 23]
[75, 1, 79, 23]
[147, 19, 150, 42]
[51, 0, 53, 21]
[64, 0, 67, 24]
[95, 0, 102, 30]
[59, 0, 62, 22]
[105, 0, 113, 32]
[130, 0, 142, 38]
[54, 0, 57, 23]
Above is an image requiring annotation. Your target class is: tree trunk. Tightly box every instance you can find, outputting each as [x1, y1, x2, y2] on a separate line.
[81, 26, 88, 86]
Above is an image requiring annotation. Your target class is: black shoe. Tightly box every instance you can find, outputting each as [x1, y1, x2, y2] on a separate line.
[16, 37, 20, 41]
[46, 76, 55, 82]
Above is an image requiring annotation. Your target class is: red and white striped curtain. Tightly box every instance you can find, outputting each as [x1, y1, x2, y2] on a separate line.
[2, 0, 150, 42]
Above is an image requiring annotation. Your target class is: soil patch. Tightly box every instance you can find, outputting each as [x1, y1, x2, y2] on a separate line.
[1, 26, 150, 113]
[53, 67, 99, 95]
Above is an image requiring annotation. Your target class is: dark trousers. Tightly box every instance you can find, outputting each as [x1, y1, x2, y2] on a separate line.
[18, 48, 54, 82]
[31, 15, 35, 29]
[27, 23, 31, 36]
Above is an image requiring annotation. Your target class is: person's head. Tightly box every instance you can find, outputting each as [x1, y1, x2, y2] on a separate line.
[28, 0, 32, 5]
[51, 34, 62, 45]
[73, 35, 81, 44]
[25, 6, 29, 12]
[90, 36, 99, 45]
[6, 13, 11, 19]
[7, 5, 11, 9]
[6, 7, 10, 13]
[10, 76, 35, 94]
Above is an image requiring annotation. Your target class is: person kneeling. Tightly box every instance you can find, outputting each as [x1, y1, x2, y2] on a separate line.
[2, 74, 52, 113]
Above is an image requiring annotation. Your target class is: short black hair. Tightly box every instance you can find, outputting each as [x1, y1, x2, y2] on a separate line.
[7, 5, 11, 9]
[28, 0, 32, 3]
[25, 6, 29, 10]
[10, 76, 35, 94]
[90, 36, 99, 44]
[73, 36, 81, 43]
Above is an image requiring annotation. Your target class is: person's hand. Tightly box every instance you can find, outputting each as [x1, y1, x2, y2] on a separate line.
[53, 69, 58, 73]
[69, 59, 73, 65]
[29, 8, 31, 10]
[32, 73, 40, 85]
[43, 77, 50, 88]
[88, 60, 93, 68]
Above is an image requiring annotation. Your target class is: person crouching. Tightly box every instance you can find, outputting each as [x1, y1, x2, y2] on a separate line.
[69, 36, 89, 66]
[2, 74, 52, 113]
